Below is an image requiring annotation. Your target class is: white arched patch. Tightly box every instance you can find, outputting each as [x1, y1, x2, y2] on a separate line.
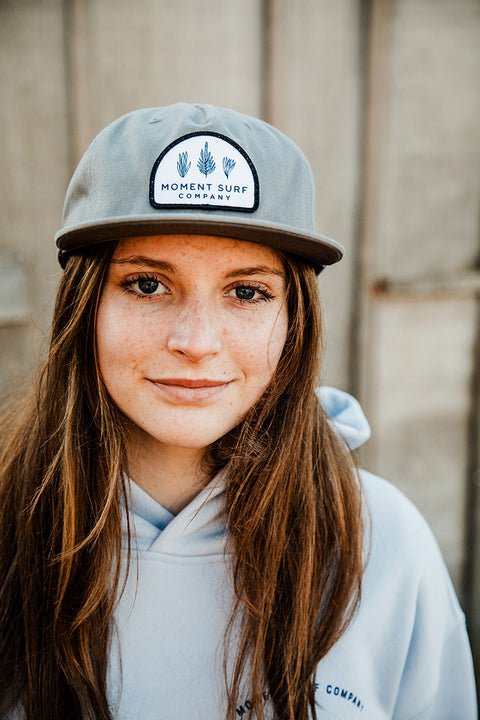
[149, 132, 259, 212]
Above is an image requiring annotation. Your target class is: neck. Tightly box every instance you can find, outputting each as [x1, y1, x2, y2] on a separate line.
[126, 427, 211, 514]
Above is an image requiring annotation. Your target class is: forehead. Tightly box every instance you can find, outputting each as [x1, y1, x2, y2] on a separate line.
[111, 234, 286, 271]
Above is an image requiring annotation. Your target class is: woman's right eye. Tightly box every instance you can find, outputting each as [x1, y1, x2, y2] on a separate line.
[136, 278, 162, 295]
[121, 275, 169, 298]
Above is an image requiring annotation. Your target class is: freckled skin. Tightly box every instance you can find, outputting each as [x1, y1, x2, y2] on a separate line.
[96, 235, 288, 507]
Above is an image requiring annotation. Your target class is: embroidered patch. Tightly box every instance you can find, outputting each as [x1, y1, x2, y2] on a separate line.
[149, 132, 259, 212]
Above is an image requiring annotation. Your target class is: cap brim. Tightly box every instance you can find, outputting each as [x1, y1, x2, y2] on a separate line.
[55, 214, 344, 271]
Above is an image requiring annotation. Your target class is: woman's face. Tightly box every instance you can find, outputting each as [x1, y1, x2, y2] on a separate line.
[96, 234, 288, 458]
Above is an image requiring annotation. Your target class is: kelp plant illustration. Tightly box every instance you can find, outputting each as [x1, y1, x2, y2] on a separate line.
[222, 157, 236, 178]
[177, 152, 191, 178]
[197, 142, 216, 177]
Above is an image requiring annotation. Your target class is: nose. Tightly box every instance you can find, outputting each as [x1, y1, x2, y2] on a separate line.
[167, 299, 222, 362]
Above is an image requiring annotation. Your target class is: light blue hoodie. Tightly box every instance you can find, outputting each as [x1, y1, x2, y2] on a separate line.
[108, 388, 477, 719]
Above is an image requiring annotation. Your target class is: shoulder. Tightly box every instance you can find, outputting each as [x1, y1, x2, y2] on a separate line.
[360, 467, 429, 531]
[314, 471, 477, 719]
[360, 468, 439, 551]
[360, 468, 450, 566]
[358, 470, 475, 717]
[359, 468, 464, 629]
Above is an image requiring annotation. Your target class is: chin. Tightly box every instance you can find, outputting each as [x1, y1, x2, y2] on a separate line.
[131, 422, 238, 454]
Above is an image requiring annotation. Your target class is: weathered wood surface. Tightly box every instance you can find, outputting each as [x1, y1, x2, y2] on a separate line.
[66, 0, 264, 162]
[269, 0, 363, 389]
[370, 297, 476, 587]
[357, 0, 480, 595]
[371, 0, 480, 281]
[1, 0, 479, 679]
[0, 0, 68, 393]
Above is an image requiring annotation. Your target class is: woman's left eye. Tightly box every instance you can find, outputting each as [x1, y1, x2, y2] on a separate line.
[226, 284, 273, 304]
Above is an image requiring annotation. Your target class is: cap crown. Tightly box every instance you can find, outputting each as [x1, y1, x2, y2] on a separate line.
[56, 104, 343, 269]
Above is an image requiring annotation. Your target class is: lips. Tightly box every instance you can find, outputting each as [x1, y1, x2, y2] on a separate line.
[148, 378, 231, 403]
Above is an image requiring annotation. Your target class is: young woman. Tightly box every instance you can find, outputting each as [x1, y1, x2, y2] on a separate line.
[0, 104, 476, 720]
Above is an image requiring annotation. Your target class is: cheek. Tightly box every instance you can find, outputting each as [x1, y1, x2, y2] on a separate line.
[96, 299, 154, 383]
[227, 308, 288, 383]
[267, 309, 289, 366]
[96, 310, 121, 392]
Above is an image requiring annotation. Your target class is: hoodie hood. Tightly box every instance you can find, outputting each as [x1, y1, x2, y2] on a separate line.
[317, 386, 371, 450]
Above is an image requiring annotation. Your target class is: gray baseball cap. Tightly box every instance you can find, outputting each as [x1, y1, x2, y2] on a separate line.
[55, 103, 344, 272]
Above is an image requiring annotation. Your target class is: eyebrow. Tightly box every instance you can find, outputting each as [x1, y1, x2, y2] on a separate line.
[224, 266, 285, 279]
[110, 257, 285, 279]
[110, 256, 177, 273]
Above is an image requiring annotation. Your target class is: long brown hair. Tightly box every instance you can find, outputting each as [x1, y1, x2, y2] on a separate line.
[0, 245, 364, 720]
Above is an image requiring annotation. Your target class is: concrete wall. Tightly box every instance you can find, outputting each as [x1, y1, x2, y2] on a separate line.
[1, 0, 479, 681]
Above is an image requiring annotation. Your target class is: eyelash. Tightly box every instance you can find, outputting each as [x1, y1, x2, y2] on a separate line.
[120, 274, 275, 304]
[228, 281, 275, 304]
[120, 273, 168, 299]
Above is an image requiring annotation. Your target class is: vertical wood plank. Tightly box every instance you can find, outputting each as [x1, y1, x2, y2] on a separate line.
[0, 0, 69, 392]
[65, 0, 97, 166]
[66, 0, 264, 162]
[356, 0, 480, 606]
[372, 296, 476, 588]
[375, 0, 480, 280]
[268, 0, 363, 389]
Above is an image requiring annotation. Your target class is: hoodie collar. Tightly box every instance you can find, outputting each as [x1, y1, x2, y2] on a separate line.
[127, 471, 227, 556]
[126, 388, 370, 554]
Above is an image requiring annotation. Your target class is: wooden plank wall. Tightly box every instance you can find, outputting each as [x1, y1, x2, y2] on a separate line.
[356, 0, 480, 678]
[1, 0, 479, 681]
